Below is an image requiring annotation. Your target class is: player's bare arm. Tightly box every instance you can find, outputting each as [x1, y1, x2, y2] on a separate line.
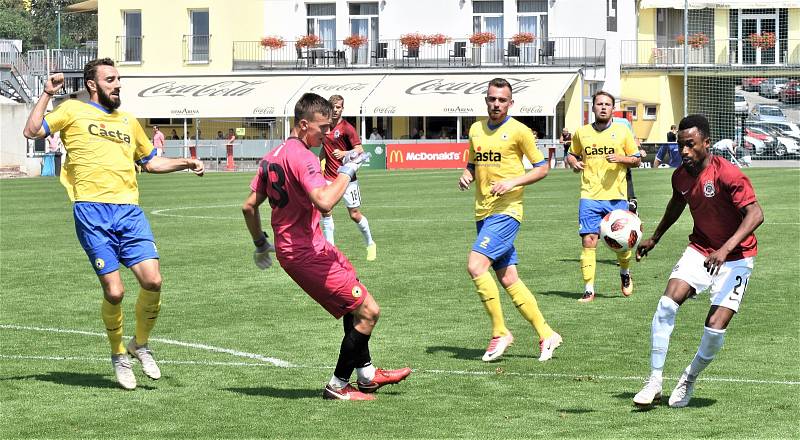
[242, 191, 267, 240]
[704, 201, 763, 275]
[606, 153, 642, 168]
[309, 174, 351, 212]
[458, 166, 475, 190]
[566, 153, 584, 172]
[142, 156, 205, 176]
[636, 189, 688, 261]
[23, 73, 65, 139]
[491, 163, 549, 195]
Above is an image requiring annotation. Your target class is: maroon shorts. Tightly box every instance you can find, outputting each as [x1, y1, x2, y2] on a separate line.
[279, 243, 367, 319]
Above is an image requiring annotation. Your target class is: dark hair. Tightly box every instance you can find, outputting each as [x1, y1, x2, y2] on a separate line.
[83, 58, 115, 89]
[328, 94, 344, 104]
[294, 93, 332, 122]
[488, 78, 512, 95]
[670, 124, 677, 130]
[592, 90, 615, 106]
[678, 114, 711, 139]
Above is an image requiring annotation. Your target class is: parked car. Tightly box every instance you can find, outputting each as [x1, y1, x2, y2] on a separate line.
[747, 120, 800, 140]
[734, 94, 749, 114]
[750, 104, 788, 122]
[759, 78, 789, 99]
[741, 77, 766, 92]
[779, 80, 800, 104]
[745, 125, 800, 157]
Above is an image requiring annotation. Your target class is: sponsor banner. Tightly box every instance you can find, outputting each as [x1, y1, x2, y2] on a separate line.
[309, 144, 386, 170]
[386, 143, 469, 169]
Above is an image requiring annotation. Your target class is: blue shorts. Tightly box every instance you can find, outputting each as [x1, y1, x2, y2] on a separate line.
[578, 199, 629, 236]
[472, 214, 519, 271]
[73, 202, 159, 275]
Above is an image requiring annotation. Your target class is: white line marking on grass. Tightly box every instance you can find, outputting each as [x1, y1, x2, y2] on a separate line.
[0, 324, 293, 368]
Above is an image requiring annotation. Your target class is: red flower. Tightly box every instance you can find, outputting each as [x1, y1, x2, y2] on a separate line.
[469, 32, 496, 46]
[400, 33, 426, 49]
[295, 34, 322, 48]
[260, 36, 285, 50]
[425, 33, 450, 46]
[343, 34, 369, 49]
[510, 32, 535, 46]
[748, 32, 775, 49]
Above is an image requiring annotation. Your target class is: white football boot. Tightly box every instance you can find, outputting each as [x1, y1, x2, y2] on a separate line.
[111, 354, 137, 390]
[633, 374, 663, 406]
[669, 372, 696, 408]
[127, 338, 162, 380]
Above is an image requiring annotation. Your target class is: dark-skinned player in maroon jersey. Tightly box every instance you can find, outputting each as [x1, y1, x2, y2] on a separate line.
[318, 94, 377, 261]
[242, 93, 410, 401]
[632, 114, 764, 408]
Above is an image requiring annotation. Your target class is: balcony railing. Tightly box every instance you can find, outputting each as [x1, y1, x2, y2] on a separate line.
[233, 37, 604, 70]
[115, 36, 143, 64]
[183, 34, 210, 63]
[26, 48, 98, 74]
[621, 39, 800, 67]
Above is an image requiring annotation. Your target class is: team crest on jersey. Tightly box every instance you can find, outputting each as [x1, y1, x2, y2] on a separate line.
[95, 258, 105, 270]
[351, 286, 362, 298]
[334, 129, 341, 139]
[703, 180, 716, 198]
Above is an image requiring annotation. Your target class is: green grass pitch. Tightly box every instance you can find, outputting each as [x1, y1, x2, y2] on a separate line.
[1, 167, 798, 438]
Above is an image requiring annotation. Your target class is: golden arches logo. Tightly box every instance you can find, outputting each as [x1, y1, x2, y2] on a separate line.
[462, 149, 470, 163]
[388, 150, 404, 163]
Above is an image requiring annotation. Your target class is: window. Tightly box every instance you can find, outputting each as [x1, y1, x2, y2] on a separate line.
[473, 1, 504, 64]
[607, 0, 617, 32]
[644, 105, 657, 120]
[349, 2, 379, 65]
[626, 105, 638, 120]
[122, 10, 142, 62]
[517, 0, 548, 63]
[307, 3, 336, 50]
[188, 9, 209, 62]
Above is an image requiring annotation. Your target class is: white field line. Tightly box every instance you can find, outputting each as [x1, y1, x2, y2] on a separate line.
[2, 325, 799, 386]
[149, 204, 800, 225]
[0, 324, 293, 368]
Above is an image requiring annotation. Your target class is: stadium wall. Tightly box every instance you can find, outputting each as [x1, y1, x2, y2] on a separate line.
[0, 101, 37, 175]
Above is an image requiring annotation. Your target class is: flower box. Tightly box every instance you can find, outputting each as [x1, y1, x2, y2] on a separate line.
[400, 33, 426, 49]
[748, 32, 775, 49]
[296, 34, 322, 48]
[469, 32, 496, 46]
[344, 34, 369, 49]
[510, 32, 535, 46]
[425, 33, 450, 46]
[675, 32, 709, 49]
[260, 36, 285, 50]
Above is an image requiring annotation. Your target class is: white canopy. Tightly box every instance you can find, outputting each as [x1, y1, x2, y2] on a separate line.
[360, 73, 577, 117]
[285, 74, 387, 117]
[640, 0, 800, 8]
[119, 72, 577, 118]
[119, 75, 310, 118]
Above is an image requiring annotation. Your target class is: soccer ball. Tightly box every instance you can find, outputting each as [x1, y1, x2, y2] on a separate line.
[599, 209, 643, 253]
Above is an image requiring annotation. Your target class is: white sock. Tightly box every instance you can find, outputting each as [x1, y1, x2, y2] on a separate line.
[356, 363, 376, 383]
[322, 215, 335, 245]
[651, 296, 679, 371]
[650, 369, 663, 381]
[328, 375, 348, 389]
[686, 326, 726, 380]
[356, 216, 374, 245]
[584, 283, 594, 293]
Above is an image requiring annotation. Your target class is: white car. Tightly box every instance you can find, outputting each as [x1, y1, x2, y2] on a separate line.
[734, 94, 748, 114]
[774, 136, 800, 157]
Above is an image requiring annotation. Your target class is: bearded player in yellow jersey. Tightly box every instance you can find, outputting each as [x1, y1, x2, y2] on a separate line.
[566, 91, 641, 303]
[458, 78, 561, 363]
[23, 59, 206, 390]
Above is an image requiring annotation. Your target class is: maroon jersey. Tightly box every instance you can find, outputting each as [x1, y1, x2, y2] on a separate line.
[672, 155, 758, 260]
[321, 119, 361, 181]
[250, 137, 327, 260]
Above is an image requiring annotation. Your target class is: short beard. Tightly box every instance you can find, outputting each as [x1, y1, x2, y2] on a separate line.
[97, 88, 121, 110]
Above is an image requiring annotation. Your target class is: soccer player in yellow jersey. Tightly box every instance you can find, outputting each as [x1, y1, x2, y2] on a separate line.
[23, 59, 207, 390]
[458, 78, 561, 362]
[566, 91, 641, 303]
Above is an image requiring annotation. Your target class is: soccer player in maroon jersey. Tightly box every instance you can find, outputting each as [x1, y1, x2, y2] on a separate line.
[318, 95, 377, 261]
[241, 93, 410, 401]
[632, 114, 764, 408]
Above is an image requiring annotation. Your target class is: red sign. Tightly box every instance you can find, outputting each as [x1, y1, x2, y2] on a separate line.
[386, 143, 469, 169]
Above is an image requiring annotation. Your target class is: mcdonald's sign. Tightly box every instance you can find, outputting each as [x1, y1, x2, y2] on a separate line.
[386, 143, 470, 170]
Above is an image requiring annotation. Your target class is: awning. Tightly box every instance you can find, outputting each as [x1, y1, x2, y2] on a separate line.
[64, 0, 98, 13]
[285, 74, 387, 117]
[360, 73, 577, 117]
[640, 0, 800, 8]
[119, 75, 310, 118]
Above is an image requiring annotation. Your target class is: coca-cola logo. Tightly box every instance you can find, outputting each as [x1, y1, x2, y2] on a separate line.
[373, 106, 396, 114]
[138, 80, 266, 98]
[518, 105, 544, 114]
[310, 82, 368, 92]
[253, 106, 276, 115]
[405, 78, 538, 96]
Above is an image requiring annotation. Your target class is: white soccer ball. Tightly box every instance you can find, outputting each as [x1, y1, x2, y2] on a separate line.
[599, 209, 643, 253]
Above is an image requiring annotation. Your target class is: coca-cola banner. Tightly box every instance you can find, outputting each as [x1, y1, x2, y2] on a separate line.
[119, 75, 309, 118]
[361, 73, 576, 117]
[287, 75, 386, 117]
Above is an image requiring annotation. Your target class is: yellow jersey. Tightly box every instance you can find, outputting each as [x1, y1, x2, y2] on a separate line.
[468, 117, 545, 222]
[569, 122, 637, 200]
[44, 100, 155, 205]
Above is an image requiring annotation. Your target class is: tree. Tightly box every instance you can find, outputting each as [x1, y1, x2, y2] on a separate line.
[0, 2, 34, 50]
[28, 0, 97, 49]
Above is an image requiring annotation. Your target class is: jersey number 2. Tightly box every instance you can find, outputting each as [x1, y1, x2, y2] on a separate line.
[264, 162, 289, 208]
